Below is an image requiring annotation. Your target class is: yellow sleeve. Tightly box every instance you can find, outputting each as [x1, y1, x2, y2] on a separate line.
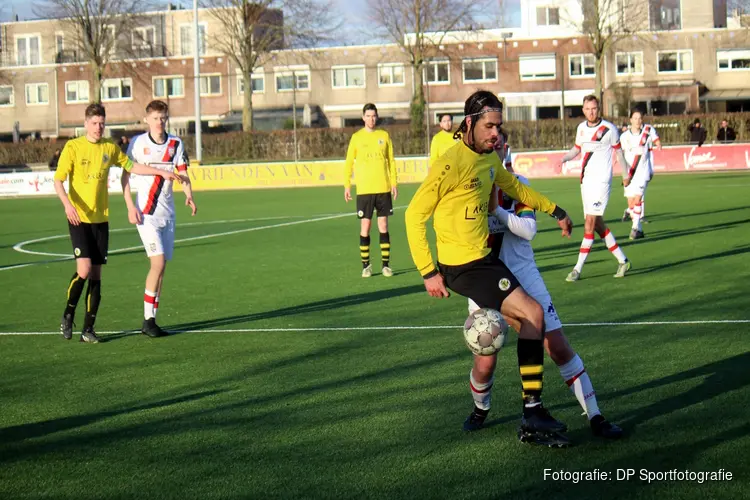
[344, 135, 356, 189]
[53, 142, 75, 182]
[429, 136, 439, 165]
[405, 163, 456, 277]
[387, 135, 397, 187]
[494, 166, 557, 215]
[113, 146, 134, 172]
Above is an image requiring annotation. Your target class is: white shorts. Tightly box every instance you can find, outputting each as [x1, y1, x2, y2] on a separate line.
[136, 216, 175, 260]
[581, 182, 610, 216]
[624, 175, 650, 198]
[468, 272, 562, 333]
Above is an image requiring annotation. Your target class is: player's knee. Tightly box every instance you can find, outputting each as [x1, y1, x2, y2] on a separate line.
[76, 263, 91, 279]
[473, 354, 497, 379]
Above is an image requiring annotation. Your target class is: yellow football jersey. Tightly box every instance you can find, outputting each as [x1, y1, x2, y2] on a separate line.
[54, 136, 133, 223]
[344, 128, 397, 195]
[406, 141, 558, 277]
[429, 130, 458, 166]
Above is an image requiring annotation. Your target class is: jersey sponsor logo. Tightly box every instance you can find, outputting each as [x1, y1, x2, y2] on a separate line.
[464, 201, 488, 220]
[498, 278, 511, 291]
[103, 153, 110, 163]
[463, 177, 482, 190]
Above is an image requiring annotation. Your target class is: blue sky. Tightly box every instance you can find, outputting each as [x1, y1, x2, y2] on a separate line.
[4, 0, 522, 40]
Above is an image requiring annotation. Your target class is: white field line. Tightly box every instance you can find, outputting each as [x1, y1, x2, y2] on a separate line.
[5, 208, 407, 272]
[1, 319, 749, 336]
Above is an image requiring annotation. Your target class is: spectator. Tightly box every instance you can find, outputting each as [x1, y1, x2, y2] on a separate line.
[688, 118, 707, 147]
[716, 120, 736, 143]
[620, 122, 629, 134]
[118, 135, 130, 153]
[49, 149, 61, 171]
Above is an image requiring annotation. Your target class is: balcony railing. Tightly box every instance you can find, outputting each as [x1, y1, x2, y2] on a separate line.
[56, 50, 86, 64]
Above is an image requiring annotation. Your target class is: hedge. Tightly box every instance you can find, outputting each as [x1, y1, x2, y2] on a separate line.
[2, 112, 748, 166]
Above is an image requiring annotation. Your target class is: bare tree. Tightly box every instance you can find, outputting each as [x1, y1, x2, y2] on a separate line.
[562, 0, 649, 102]
[207, 0, 340, 132]
[35, 0, 148, 103]
[368, 0, 482, 140]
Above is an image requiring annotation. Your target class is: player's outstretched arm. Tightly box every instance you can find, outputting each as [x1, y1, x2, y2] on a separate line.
[560, 146, 580, 164]
[493, 168, 572, 238]
[616, 149, 630, 183]
[493, 207, 537, 241]
[130, 163, 181, 182]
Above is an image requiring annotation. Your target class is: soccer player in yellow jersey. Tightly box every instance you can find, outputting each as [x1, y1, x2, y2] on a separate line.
[429, 113, 458, 167]
[405, 90, 574, 440]
[344, 103, 398, 278]
[54, 103, 180, 343]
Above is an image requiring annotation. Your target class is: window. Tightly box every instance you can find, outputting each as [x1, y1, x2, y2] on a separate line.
[65, 81, 90, 104]
[332, 65, 366, 89]
[569, 54, 595, 77]
[378, 63, 405, 86]
[132, 26, 156, 49]
[649, 0, 681, 31]
[0, 86, 14, 107]
[462, 58, 498, 82]
[238, 68, 265, 94]
[275, 68, 310, 92]
[56, 33, 64, 56]
[536, 6, 560, 25]
[657, 50, 693, 73]
[615, 52, 644, 75]
[199, 74, 222, 96]
[424, 59, 450, 84]
[25, 83, 49, 105]
[16, 35, 41, 66]
[180, 24, 207, 56]
[153, 76, 185, 98]
[519, 54, 556, 80]
[102, 25, 117, 56]
[717, 49, 750, 71]
[101, 78, 132, 101]
[506, 106, 531, 121]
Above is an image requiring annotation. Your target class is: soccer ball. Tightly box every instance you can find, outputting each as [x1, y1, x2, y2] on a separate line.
[463, 308, 508, 356]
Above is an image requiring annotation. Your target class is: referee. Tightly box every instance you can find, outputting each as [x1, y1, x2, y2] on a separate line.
[54, 103, 180, 343]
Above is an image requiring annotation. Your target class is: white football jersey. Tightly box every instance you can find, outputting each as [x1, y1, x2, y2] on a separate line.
[488, 176, 537, 278]
[620, 125, 659, 178]
[127, 133, 187, 219]
[574, 119, 621, 184]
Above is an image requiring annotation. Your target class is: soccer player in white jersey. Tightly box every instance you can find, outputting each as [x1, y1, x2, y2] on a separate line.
[620, 109, 661, 240]
[559, 95, 631, 282]
[121, 100, 197, 337]
[467, 172, 622, 441]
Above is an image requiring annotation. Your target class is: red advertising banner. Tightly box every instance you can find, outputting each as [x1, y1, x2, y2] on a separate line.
[513, 143, 750, 179]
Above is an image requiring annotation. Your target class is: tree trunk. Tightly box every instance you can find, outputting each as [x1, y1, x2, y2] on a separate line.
[242, 69, 254, 132]
[595, 53, 604, 106]
[92, 63, 103, 104]
[410, 62, 425, 145]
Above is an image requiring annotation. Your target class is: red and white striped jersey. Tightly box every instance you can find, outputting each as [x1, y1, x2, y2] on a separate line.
[126, 133, 187, 219]
[574, 119, 621, 184]
[620, 125, 659, 178]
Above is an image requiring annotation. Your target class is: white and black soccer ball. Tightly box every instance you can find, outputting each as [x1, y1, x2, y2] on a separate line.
[463, 308, 508, 356]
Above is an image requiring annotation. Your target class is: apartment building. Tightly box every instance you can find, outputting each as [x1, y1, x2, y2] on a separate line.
[0, 0, 747, 140]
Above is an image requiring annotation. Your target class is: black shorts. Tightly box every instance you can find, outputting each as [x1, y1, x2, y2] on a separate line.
[356, 193, 393, 219]
[69, 222, 109, 265]
[439, 255, 520, 310]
